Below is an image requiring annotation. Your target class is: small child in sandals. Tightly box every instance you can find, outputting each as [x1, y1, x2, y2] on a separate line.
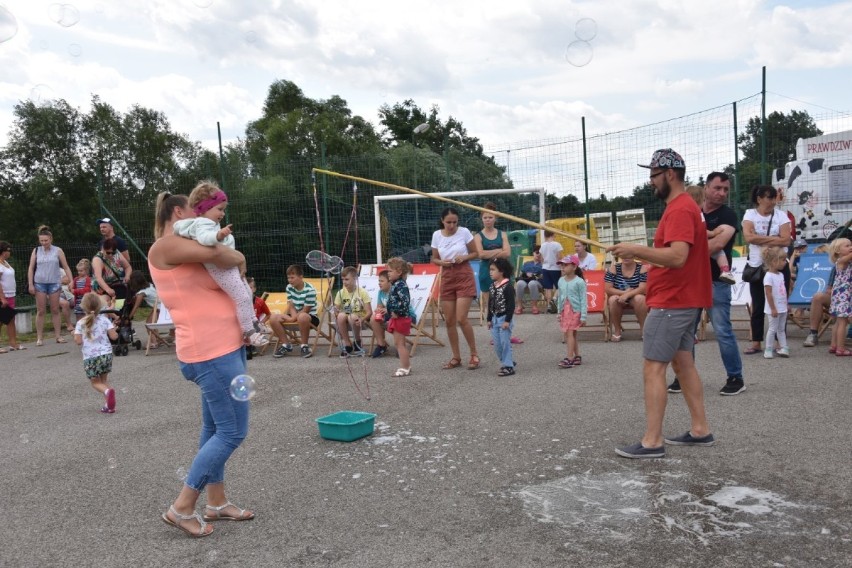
[487, 258, 516, 376]
[73, 292, 118, 413]
[386, 257, 412, 377]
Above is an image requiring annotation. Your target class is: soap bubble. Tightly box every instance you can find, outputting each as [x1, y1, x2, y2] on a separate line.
[244, 30, 257, 44]
[29, 84, 56, 104]
[0, 6, 19, 44]
[565, 40, 593, 67]
[176, 466, 187, 481]
[290, 395, 302, 408]
[131, 178, 145, 190]
[20, 433, 29, 444]
[108, 457, 117, 469]
[68, 43, 82, 57]
[193, 0, 213, 8]
[230, 374, 256, 401]
[574, 18, 597, 42]
[49, 4, 80, 28]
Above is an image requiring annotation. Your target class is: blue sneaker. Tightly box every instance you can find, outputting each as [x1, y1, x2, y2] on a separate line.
[615, 442, 665, 459]
[664, 431, 716, 446]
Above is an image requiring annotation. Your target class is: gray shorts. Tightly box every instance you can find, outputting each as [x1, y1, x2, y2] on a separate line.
[642, 308, 702, 362]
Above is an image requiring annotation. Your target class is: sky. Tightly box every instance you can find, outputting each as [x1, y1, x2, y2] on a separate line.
[2, 0, 852, 166]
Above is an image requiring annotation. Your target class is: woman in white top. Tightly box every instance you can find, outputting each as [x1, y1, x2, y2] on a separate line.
[0, 241, 26, 351]
[431, 207, 480, 370]
[741, 185, 791, 355]
[27, 225, 73, 346]
[574, 241, 598, 270]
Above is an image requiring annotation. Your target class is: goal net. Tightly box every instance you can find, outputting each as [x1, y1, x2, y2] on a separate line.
[373, 188, 546, 264]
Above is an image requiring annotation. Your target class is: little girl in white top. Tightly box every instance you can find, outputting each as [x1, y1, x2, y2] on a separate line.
[173, 181, 265, 346]
[761, 246, 789, 359]
[74, 293, 119, 413]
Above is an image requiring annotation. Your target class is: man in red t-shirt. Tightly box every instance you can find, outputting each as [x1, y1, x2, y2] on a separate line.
[608, 149, 714, 459]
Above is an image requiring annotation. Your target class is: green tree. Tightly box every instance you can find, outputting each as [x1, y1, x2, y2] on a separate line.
[733, 110, 822, 206]
[0, 99, 96, 244]
[246, 80, 383, 169]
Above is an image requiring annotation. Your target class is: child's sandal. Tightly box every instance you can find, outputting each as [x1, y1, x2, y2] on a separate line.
[393, 368, 411, 377]
[467, 355, 480, 370]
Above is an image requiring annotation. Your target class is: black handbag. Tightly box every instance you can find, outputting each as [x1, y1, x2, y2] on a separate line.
[743, 210, 774, 283]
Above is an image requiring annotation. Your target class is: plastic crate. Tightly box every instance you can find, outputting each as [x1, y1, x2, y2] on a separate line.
[315, 411, 377, 442]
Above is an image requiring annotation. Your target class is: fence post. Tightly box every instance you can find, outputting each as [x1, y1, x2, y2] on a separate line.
[321, 142, 330, 252]
[732, 101, 743, 246]
[760, 66, 767, 184]
[581, 117, 590, 240]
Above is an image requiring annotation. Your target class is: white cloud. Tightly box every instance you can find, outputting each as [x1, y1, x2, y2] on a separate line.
[1, 0, 851, 154]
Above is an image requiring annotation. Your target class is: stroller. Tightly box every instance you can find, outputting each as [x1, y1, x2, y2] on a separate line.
[103, 293, 142, 356]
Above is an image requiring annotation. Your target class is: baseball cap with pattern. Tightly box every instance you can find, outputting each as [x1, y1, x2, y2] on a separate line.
[96, 217, 113, 226]
[638, 148, 685, 170]
[556, 254, 580, 265]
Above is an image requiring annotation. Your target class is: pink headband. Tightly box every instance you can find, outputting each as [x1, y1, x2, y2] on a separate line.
[193, 190, 228, 216]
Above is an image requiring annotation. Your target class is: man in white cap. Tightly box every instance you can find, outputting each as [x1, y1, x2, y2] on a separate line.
[97, 218, 129, 262]
[608, 149, 714, 459]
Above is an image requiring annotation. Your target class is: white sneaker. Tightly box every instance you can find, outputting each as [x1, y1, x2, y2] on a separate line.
[719, 271, 736, 285]
[250, 332, 269, 347]
[803, 332, 817, 347]
[763, 349, 774, 359]
[776, 347, 790, 358]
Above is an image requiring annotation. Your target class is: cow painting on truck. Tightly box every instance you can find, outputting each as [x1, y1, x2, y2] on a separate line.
[773, 130, 852, 242]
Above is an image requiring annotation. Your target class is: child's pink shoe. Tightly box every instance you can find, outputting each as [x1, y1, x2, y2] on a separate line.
[105, 388, 116, 412]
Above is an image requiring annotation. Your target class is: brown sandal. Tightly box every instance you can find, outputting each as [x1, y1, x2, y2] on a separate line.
[467, 355, 480, 370]
[442, 358, 462, 369]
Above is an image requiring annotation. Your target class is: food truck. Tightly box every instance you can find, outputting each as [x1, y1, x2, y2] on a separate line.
[773, 129, 852, 241]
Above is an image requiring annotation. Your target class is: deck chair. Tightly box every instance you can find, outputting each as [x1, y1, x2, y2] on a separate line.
[788, 254, 834, 339]
[145, 302, 175, 355]
[577, 269, 609, 340]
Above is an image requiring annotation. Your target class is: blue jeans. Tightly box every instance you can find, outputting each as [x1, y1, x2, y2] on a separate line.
[179, 347, 249, 492]
[490, 315, 514, 368]
[706, 281, 743, 380]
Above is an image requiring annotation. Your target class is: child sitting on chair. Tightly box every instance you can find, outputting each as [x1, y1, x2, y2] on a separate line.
[333, 266, 373, 357]
[270, 264, 319, 359]
[172, 181, 266, 347]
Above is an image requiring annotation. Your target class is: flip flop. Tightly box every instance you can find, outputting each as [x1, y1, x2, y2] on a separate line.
[393, 368, 412, 377]
[0, 348, 7, 354]
[835, 349, 852, 357]
[743, 346, 761, 355]
[36, 340, 44, 347]
[610, 334, 622, 343]
[510, 337, 524, 344]
[56, 337, 68, 344]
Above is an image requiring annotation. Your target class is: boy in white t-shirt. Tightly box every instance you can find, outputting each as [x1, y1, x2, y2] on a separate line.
[539, 230, 563, 313]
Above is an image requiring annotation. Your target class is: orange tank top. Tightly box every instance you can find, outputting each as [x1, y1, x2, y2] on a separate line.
[148, 262, 242, 363]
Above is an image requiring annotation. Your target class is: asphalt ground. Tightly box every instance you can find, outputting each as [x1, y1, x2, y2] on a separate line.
[2, 308, 850, 567]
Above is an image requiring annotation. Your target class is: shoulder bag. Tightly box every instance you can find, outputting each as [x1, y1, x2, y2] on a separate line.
[741, 210, 774, 284]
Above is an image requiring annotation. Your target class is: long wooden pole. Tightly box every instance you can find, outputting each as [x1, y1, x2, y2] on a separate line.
[312, 168, 609, 251]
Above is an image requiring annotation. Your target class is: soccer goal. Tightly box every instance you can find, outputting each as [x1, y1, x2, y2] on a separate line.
[373, 188, 546, 264]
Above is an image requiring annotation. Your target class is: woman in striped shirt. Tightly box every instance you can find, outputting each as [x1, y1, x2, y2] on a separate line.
[604, 253, 649, 341]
